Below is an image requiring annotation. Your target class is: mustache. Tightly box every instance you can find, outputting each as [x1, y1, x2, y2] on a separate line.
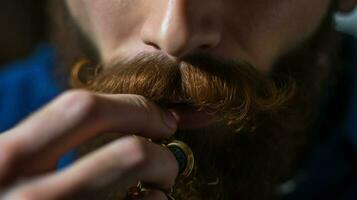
[72, 53, 295, 131]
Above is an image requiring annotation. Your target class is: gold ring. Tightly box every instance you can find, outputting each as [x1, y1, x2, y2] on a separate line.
[165, 140, 195, 179]
[125, 139, 193, 200]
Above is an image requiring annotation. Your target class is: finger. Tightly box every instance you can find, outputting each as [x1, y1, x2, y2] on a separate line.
[0, 90, 178, 174]
[4, 136, 178, 200]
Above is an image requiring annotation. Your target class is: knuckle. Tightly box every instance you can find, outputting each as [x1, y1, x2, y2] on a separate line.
[130, 95, 156, 117]
[129, 95, 166, 130]
[57, 90, 99, 119]
[121, 137, 149, 168]
[59, 90, 98, 110]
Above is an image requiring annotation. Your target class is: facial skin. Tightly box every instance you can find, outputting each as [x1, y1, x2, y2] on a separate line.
[60, 0, 357, 199]
[65, 0, 335, 72]
[1, 1, 357, 200]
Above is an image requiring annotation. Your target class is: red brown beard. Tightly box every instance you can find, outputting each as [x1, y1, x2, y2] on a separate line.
[71, 52, 296, 199]
[48, 0, 342, 199]
[84, 53, 294, 131]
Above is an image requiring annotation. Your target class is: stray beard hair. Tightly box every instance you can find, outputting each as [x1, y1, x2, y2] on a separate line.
[49, 0, 341, 198]
[72, 52, 295, 200]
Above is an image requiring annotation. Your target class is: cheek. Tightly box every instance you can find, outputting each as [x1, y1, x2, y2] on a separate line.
[223, 0, 331, 70]
[266, 0, 331, 50]
[68, 0, 332, 71]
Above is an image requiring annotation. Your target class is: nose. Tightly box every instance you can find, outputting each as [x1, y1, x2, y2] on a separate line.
[141, 0, 222, 58]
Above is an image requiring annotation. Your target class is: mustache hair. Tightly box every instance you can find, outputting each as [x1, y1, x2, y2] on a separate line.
[74, 53, 295, 131]
[71, 53, 297, 199]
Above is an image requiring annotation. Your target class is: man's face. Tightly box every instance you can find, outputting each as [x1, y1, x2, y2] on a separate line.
[60, 1, 354, 198]
[65, 0, 330, 72]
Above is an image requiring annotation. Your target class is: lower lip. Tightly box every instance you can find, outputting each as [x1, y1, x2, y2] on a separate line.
[169, 105, 217, 130]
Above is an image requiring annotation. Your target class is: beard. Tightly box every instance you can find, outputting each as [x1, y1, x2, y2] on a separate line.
[73, 53, 295, 200]
[49, 1, 342, 199]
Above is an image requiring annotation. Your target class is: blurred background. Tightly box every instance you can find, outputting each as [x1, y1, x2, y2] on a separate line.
[0, 0, 46, 65]
[336, 7, 357, 36]
[0, 1, 356, 67]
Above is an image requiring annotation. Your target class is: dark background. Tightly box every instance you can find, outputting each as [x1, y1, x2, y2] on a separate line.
[0, 0, 47, 65]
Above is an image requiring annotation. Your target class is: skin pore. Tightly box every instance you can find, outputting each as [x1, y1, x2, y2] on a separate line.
[1, 1, 357, 200]
[65, 0, 332, 72]
[59, 0, 357, 199]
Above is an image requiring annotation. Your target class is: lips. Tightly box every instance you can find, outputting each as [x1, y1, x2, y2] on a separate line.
[167, 103, 217, 130]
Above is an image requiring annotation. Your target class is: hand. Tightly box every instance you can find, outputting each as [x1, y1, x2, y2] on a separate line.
[0, 90, 179, 200]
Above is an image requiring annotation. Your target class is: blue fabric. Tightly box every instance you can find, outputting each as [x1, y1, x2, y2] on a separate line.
[57, 149, 77, 170]
[0, 44, 62, 132]
[0, 44, 76, 169]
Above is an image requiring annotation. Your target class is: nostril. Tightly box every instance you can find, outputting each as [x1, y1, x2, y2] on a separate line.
[144, 41, 161, 50]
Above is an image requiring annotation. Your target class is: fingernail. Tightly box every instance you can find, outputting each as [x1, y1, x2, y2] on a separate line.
[163, 110, 179, 131]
